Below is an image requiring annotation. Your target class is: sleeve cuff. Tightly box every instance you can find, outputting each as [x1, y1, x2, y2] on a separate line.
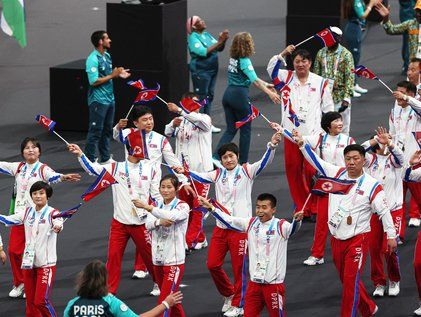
[277, 54, 287, 66]
[267, 141, 278, 150]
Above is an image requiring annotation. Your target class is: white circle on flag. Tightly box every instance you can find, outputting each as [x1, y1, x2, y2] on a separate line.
[321, 181, 333, 192]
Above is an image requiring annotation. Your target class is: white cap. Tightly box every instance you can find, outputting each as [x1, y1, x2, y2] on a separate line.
[330, 26, 343, 36]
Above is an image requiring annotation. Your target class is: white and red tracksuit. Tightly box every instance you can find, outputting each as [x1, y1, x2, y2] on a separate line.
[190, 143, 276, 308]
[301, 144, 396, 317]
[114, 127, 190, 268]
[78, 154, 160, 294]
[145, 198, 189, 317]
[362, 141, 404, 288]
[213, 208, 301, 317]
[303, 132, 355, 258]
[389, 97, 421, 237]
[267, 55, 334, 213]
[0, 161, 62, 289]
[165, 110, 213, 249]
[403, 164, 421, 300]
[0, 205, 63, 317]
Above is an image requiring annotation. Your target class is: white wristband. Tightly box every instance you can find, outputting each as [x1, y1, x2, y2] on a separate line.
[162, 301, 170, 309]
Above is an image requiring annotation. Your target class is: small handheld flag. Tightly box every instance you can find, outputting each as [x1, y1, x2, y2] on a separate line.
[235, 104, 261, 129]
[315, 28, 337, 48]
[52, 203, 83, 219]
[127, 79, 145, 90]
[311, 176, 356, 196]
[124, 129, 149, 159]
[81, 169, 118, 202]
[134, 84, 160, 104]
[352, 65, 393, 93]
[35, 114, 70, 145]
[179, 98, 204, 113]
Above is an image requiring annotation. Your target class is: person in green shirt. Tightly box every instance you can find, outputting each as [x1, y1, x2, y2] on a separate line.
[187, 16, 229, 133]
[342, 0, 380, 96]
[313, 27, 355, 134]
[214, 32, 281, 164]
[85, 30, 130, 164]
[64, 260, 182, 317]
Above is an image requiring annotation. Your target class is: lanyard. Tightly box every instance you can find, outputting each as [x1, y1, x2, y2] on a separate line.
[351, 174, 366, 206]
[254, 218, 276, 262]
[321, 134, 342, 163]
[20, 162, 40, 185]
[125, 160, 143, 198]
[27, 205, 49, 244]
[397, 107, 414, 140]
[159, 198, 179, 210]
[222, 166, 241, 207]
[323, 46, 343, 79]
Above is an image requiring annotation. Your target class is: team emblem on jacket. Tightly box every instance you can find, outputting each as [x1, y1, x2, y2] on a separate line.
[321, 181, 333, 192]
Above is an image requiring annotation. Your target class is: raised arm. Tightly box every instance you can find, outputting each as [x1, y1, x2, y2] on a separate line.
[246, 132, 281, 178]
[299, 142, 341, 177]
[0, 211, 24, 226]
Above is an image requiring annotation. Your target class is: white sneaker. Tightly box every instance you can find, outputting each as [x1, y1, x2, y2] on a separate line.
[222, 295, 233, 313]
[9, 283, 24, 298]
[372, 285, 385, 297]
[372, 305, 378, 315]
[414, 303, 421, 316]
[353, 91, 362, 98]
[224, 306, 243, 317]
[194, 239, 208, 250]
[354, 84, 368, 94]
[99, 155, 114, 165]
[303, 256, 324, 266]
[149, 283, 160, 296]
[23, 293, 26, 299]
[388, 281, 400, 296]
[409, 218, 421, 227]
[211, 125, 222, 133]
[132, 270, 148, 279]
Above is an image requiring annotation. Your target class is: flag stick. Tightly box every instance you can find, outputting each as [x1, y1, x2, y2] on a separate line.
[125, 104, 135, 120]
[298, 193, 312, 213]
[156, 95, 168, 105]
[295, 35, 314, 47]
[260, 113, 272, 125]
[377, 79, 394, 94]
[53, 131, 70, 146]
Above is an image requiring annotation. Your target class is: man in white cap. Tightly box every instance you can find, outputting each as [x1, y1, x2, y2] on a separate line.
[313, 26, 355, 134]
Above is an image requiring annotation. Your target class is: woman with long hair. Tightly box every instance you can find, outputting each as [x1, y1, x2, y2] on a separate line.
[133, 174, 189, 317]
[64, 260, 183, 317]
[342, 0, 380, 96]
[0, 137, 80, 299]
[214, 32, 281, 163]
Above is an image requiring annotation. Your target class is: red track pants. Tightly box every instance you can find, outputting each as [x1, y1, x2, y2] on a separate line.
[310, 195, 329, 258]
[369, 211, 402, 287]
[154, 264, 185, 317]
[107, 219, 155, 294]
[414, 231, 421, 300]
[179, 182, 210, 249]
[206, 227, 248, 308]
[284, 138, 316, 214]
[244, 281, 286, 317]
[134, 249, 147, 272]
[401, 181, 421, 239]
[331, 233, 377, 317]
[23, 266, 56, 317]
[8, 224, 25, 287]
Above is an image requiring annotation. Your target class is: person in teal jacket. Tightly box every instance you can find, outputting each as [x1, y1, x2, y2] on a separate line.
[64, 260, 182, 317]
[214, 32, 281, 163]
[187, 16, 229, 132]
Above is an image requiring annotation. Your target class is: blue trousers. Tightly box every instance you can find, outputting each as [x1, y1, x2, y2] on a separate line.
[344, 21, 363, 67]
[215, 86, 251, 163]
[85, 101, 115, 162]
[191, 70, 218, 115]
[400, 0, 415, 70]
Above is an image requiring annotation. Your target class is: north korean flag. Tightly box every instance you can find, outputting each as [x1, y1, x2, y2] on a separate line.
[127, 79, 146, 90]
[52, 203, 83, 219]
[235, 104, 260, 129]
[35, 115, 56, 132]
[133, 84, 160, 104]
[311, 176, 356, 196]
[352, 65, 378, 80]
[179, 97, 204, 113]
[413, 131, 421, 149]
[125, 129, 149, 159]
[315, 28, 337, 48]
[81, 169, 118, 202]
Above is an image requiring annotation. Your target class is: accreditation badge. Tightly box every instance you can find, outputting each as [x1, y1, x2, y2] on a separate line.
[252, 261, 267, 283]
[327, 79, 335, 93]
[21, 244, 35, 269]
[328, 206, 346, 229]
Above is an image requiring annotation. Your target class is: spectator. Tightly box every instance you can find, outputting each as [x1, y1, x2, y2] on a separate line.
[399, 0, 416, 73]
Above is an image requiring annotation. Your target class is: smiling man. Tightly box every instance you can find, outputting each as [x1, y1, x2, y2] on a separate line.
[294, 132, 397, 317]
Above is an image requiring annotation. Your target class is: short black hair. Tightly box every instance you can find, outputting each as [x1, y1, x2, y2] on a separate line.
[292, 49, 312, 63]
[160, 174, 179, 189]
[343, 144, 365, 157]
[30, 181, 53, 198]
[410, 57, 421, 64]
[130, 105, 153, 122]
[181, 92, 199, 100]
[21, 137, 41, 157]
[217, 143, 239, 159]
[397, 80, 417, 95]
[257, 193, 277, 208]
[321, 111, 342, 133]
[91, 30, 107, 47]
